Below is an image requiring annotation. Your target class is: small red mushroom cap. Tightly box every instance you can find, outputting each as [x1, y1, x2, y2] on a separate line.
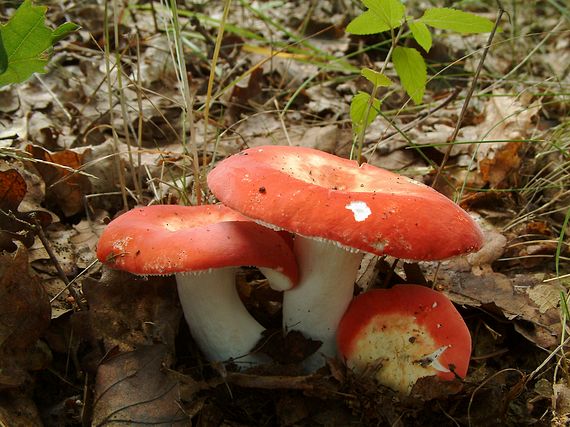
[207, 145, 483, 261]
[337, 285, 471, 395]
[96, 204, 298, 284]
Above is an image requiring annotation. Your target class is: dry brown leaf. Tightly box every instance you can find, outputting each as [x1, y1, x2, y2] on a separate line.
[479, 141, 523, 187]
[466, 215, 508, 273]
[228, 67, 264, 121]
[92, 344, 189, 426]
[254, 329, 322, 364]
[296, 125, 339, 153]
[460, 93, 541, 187]
[0, 247, 51, 388]
[76, 268, 181, 354]
[70, 216, 106, 268]
[527, 284, 563, 314]
[0, 169, 26, 211]
[29, 223, 79, 276]
[0, 390, 43, 427]
[0, 169, 51, 252]
[433, 263, 561, 348]
[25, 145, 91, 217]
[553, 382, 570, 424]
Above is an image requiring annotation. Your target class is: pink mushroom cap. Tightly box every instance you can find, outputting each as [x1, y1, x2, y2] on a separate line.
[337, 285, 472, 394]
[207, 145, 483, 261]
[96, 204, 298, 281]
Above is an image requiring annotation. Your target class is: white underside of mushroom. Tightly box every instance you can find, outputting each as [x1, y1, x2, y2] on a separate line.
[282, 236, 364, 370]
[176, 267, 269, 366]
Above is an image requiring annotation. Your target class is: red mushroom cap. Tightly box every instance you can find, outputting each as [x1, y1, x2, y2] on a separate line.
[337, 285, 471, 394]
[207, 145, 483, 261]
[96, 204, 298, 282]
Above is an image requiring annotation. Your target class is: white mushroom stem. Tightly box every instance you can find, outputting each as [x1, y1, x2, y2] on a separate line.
[283, 236, 364, 370]
[175, 267, 268, 366]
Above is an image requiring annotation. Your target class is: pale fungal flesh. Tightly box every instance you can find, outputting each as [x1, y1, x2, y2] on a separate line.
[96, 205, 299, 366]
[207, 146, 484, 371]
[176, 267, 268, 365]
[346, 313, 447, 394]
[337, 285, 472, 395]
[282, 236, 363, 370]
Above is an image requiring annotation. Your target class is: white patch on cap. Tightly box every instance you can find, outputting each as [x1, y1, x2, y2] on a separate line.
[423, 345, 451, 373]
[345, 200, 371, 222]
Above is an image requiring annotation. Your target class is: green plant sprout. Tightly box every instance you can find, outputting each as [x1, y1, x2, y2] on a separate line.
[346, 0, 495, 163]
[0, 0, 79, 87]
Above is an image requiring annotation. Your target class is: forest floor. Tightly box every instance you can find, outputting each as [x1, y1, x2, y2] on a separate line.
[0, 0, 569, 426]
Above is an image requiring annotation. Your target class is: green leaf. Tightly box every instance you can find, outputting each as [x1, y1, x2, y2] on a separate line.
[346, 10, 392, 34]
[346, 0, 405, 35]
[392, 46, 426, 104]
[0, 0, 78, 87]
[52, 22, 80, 44]
[418, 8, 494, 34]
[0, 32, 7, 75]
[0, 0, 51, 86]
[363, 0, 405, 30]
[361, 68, 392, 87]
[350, 91, 381, 134]
[409, 20, 432, 52]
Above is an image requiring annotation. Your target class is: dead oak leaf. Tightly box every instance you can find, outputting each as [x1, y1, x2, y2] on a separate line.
[0, 390, 43, 427]
[0, 169, 52, 252]
[479, 141, 523, 188]
[74, 268, 181, 354]
[253, 329, 322, 365]
[0, 248, 51, 388]
[461, 93, 541, 188]
[0, 169, 26, 211]
[92, 345, 189, 426]
[433, 264, 561, 348]
[25, 145, 91, 217]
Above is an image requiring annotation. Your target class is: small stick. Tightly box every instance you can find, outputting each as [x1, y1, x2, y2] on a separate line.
[32, 217, 86, 310]
[431, 5, 505, 189]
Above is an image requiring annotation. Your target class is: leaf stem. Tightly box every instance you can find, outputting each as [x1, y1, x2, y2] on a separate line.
[354, 25, 405, 164]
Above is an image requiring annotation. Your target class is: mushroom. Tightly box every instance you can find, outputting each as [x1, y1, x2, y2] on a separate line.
[337, 285, 471, 395]
[96, 204, 298, 365]
[207, 145, 483, 368]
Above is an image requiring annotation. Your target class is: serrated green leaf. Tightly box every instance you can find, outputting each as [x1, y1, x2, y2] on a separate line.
[52, 22, 80, 44]
[363, 0, 405, 30]
[392, 46, 426, 104]
[346, 10, 392, 34]
[361, 68, 392, 87]
[350, 91, 381, 134]
[0, 33, 7, 75]
[409, 20, 432, 52]
[347, 0, 405, 34]
[0, 0, 51, 86]
[0, 0, 78, 87]
[418, 8, 494, 34]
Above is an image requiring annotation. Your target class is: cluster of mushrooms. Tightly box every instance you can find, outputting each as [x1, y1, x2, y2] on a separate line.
[97, 145, 484, 395]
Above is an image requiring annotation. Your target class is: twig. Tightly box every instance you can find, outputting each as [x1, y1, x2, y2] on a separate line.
[32, 217, 86, 310]
[432, 5, 505, 189]
[365, 87, 460, 149]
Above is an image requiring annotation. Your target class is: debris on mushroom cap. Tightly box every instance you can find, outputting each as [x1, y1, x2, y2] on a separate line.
[336, 285, 471, 395]
[207, 145, 484, 261]
[96, 204, 298, 283]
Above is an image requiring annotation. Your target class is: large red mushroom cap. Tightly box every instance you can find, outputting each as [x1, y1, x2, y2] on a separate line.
[96, 204, 298, 283]
[96, 204, 299, 364]
[337, 285, 471, 395]
[207, 145, 483, 260]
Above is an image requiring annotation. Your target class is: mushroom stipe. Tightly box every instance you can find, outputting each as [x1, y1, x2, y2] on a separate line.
[96, 204, 299, 365]
[208, 145, 483, 370]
